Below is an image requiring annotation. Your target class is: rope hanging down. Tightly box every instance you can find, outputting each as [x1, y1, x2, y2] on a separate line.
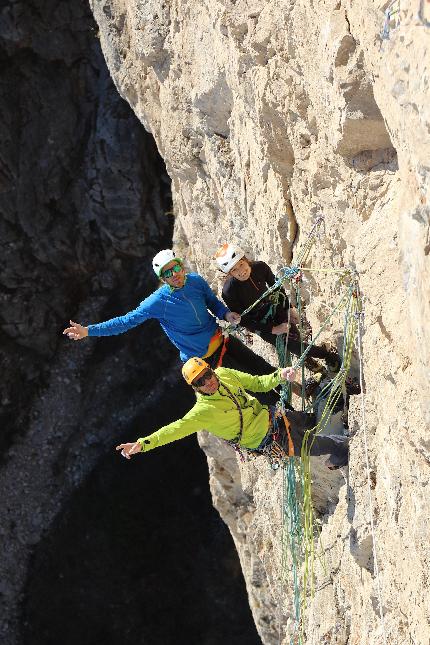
[299, 280, 358, 604]
[221, 215, 383, 641]
[277, 273, 385, 642]
[271, 271, 358, 643]
[274, 217, 327, 643]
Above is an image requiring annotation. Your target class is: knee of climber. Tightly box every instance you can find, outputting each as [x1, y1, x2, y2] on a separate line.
[286, 409, 316, 433]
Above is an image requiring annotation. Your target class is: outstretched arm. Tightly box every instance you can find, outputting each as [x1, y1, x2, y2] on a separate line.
[225, 367, 296, 393]
[115, 406, 214, 459]
[199, 275, 240, 323]
[63, 298, 155, 340]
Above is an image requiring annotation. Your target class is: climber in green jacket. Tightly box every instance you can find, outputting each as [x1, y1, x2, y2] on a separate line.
[116, 358, 349, 469]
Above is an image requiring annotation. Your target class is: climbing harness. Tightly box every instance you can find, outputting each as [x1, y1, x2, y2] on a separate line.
[203, 328, 230, 367]
[260, 289, 288, 326]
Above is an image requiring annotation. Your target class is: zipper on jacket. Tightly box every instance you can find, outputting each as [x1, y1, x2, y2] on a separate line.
[249, 275, 260, 292]
[182, 292, 202, 324]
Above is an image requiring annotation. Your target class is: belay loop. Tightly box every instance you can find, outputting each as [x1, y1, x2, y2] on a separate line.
[260, 288, 288, 325]
[260, 405, 295, 470]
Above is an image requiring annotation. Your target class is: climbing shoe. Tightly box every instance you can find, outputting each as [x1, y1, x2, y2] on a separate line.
[326, 452, 348, 470]
[288, 323, 301, 341]
[321, 343, 341, 373]
[304, 372, 324, 398]
[345, 376, 361, 395]
[300, 317, 313, 342]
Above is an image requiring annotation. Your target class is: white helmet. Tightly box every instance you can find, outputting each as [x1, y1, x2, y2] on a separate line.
[152, 249, 181, 276]
[214, 243, 245, 273]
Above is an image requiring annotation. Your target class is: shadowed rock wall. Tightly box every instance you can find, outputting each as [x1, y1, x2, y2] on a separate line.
[0, 0, 171, 453]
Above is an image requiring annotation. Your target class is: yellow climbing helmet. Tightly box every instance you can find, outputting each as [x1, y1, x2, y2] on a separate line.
[182, 357, 210, 385]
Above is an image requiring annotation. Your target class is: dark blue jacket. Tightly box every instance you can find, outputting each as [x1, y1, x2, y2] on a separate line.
[87, 273, 230, 361]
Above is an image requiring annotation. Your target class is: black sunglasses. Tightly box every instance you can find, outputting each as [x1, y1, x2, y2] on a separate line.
[193, 369, 214, 388]
[161, 264, 183, 279]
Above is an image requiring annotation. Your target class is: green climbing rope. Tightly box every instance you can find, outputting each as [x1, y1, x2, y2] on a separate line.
[299, 281, 359, 605]
[223, 215, 360, 641]
[282, 459, 304, 645]
[276, 266, 359, 640]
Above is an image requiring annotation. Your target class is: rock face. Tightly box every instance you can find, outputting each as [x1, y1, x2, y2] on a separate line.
[0, 0, 171, 451]
[0, 0, 171, 640]
[91, 1, 430, 643]
[0, 1, 259, 643]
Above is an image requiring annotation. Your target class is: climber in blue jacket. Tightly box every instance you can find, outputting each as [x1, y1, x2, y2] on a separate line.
[63, 249, 276, 375]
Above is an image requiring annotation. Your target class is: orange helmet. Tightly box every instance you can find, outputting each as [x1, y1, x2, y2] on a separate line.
[182, 357, 210, 385]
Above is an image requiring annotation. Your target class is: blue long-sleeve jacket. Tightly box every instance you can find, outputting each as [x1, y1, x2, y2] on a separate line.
[87, 273, 230, 361]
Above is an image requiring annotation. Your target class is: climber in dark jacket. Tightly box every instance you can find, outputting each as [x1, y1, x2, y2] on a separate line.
[214, 243, 340, 370]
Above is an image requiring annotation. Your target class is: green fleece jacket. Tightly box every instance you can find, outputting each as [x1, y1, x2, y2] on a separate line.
[137, 367, 282, 452]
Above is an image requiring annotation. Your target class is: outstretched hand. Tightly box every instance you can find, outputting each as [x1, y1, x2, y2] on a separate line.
[63, 320, 88, 341]
[280, 367, 296, 382]
[225, 311, 241, 325]
[116, 442, 142, 460]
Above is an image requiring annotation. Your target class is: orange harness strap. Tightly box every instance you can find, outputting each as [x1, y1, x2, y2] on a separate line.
[202, 328, 230, 367]
[202, 328, 223, 358]
[216, 334, 229, 367]
[280, 409, 295, 457]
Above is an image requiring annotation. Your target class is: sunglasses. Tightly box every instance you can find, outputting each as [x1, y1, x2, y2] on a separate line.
[161, 264, 183, 279]
[193, 369, 214, 388]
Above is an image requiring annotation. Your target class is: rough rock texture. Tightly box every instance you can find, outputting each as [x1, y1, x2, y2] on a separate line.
[0, 0, 171, 640]
[0, 1, 259, 643]
[91, 0, 430, 643]
[0, 0, 171, 453]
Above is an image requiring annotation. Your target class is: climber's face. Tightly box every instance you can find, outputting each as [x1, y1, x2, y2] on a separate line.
[192, 368, 219, 395]
[161, 260, 186, 288]
[229, 258, 251, 281]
